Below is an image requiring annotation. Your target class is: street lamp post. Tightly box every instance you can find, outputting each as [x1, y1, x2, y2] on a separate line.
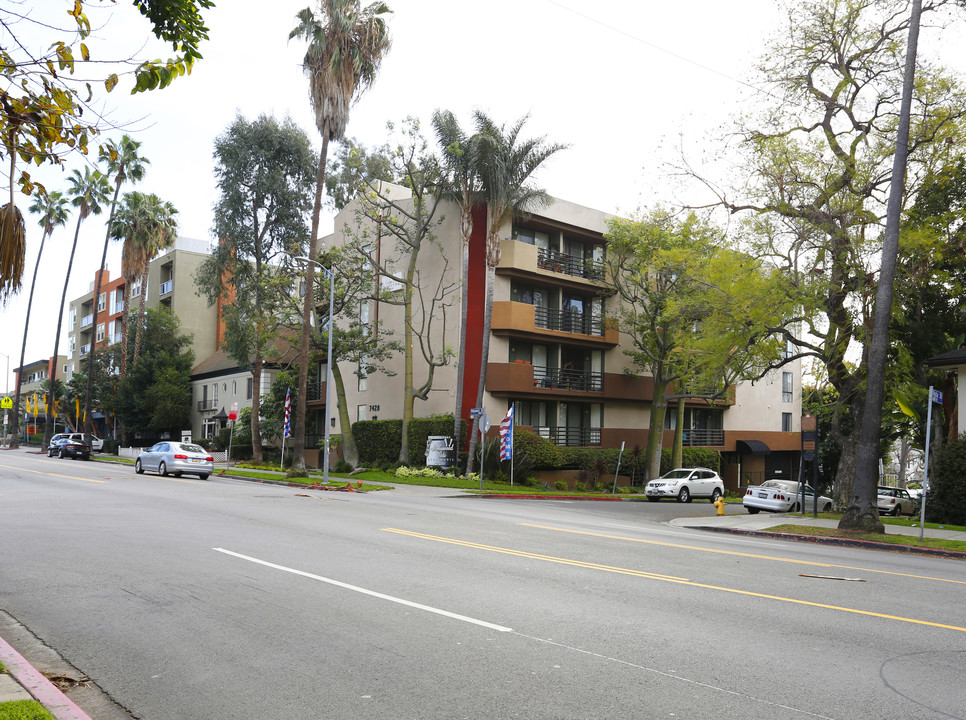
[293, 255, 335, 484]
[0, 351, 8, 446]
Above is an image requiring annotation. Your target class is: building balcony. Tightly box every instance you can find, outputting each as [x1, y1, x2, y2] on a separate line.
[305, 380, 329, 404]
[115, 300, 125, 313]
[491, 301, 619, 347]
[159, 279, 173, 296]
[197, 399, 218, 412]
[529, 425, 601, 447]
[497, 240, 610, 291]
[80, 344, 91, 356]
[80, 314, 93, 328]
[678, 428, 725, 447]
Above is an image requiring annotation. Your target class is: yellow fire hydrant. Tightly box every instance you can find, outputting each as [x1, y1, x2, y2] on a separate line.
[713, 495, 726, 516]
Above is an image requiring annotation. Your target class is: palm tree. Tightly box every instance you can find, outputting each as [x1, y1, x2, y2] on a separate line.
[288, 0, 392, 474]
[432, 109, 483, 460]
[83, 136, 149, 440]
[465, 113, 566, 472]
[110, 191, 178, 374]
[43, 168, 110, 450]
[8, 192, 70, 448]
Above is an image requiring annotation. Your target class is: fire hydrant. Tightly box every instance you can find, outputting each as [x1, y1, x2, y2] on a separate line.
[713, 495, 726, 516]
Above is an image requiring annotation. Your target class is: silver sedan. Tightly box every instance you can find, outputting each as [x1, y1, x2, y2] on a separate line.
[135, 441, 214, 480]
[743, 480, 833, 514]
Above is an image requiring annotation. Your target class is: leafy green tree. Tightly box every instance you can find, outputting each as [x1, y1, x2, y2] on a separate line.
[324, 137, 396, 211]
[288, 0, 393, 475]
[9, 192, 70, 449]
[195, 113, 317, 464]
[84, 136, 150, 442]
[43, 168, 111, 450]
[110, 191, 179, 375]
[697, 0, 965, 531]
[465, 112, 566, 473]
[116, 308, 193, 440]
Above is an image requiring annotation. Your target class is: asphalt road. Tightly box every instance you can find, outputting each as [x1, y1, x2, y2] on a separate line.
[1, 450, 964, 720]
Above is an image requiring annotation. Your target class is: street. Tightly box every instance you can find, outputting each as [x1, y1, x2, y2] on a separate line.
[1, 449, 964, 720]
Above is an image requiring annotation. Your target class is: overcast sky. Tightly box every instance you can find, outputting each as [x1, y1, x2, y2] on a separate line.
[1, 0, 963, 393]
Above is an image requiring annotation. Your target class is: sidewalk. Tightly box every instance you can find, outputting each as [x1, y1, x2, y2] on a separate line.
[0, 632, 92, 720]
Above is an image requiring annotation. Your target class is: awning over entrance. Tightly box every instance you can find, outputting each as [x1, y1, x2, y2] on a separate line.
[736, 439, 771, 455]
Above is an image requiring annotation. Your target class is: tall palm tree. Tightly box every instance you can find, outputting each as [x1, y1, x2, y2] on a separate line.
[288, 0, 392, 474]
[84, 136, 149, 440]
[9, 192, 70, 448]
[432, 109, 483, 460]
[43, 168, 110, 450]
[110, 191, 178, 374]
[465, 112, 566, 472]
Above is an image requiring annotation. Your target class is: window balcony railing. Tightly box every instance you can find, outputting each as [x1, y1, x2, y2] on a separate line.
[680, 428, 725, 447]
[80, 314, 93, 328]
[115, 300, 125, 313]
[80, 343, 91, 356]
[532, 366, 603, 392]
[197, 399, 218, 412]
[536, 248, 605, 281]
[531, 426, 601, 447]
[159, 280, 173, 295]
[306, 382, 322, 402]
[534, 306, 605, 337]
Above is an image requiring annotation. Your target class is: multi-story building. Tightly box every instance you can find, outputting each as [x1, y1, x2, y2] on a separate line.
[320, 186, 802, 489]
[10, 356, 70, 437]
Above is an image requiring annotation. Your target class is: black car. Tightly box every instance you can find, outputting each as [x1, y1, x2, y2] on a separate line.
[50, 438, 91, 460]
[46, 436, 70, 457]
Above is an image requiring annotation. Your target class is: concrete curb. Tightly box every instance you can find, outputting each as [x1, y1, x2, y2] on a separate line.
[0, 634, 93, 720]
[689, 525, 966, 560]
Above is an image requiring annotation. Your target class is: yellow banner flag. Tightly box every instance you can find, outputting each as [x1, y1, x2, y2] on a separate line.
[75, 397, 80, 421]
[32, 393, 38, 417]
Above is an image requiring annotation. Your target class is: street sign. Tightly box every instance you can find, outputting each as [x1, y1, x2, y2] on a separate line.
[0, 397, 12, 409]
[931, 388, 943, 404]
[228, 401, 239, 421]
[470, 407, 484, 418]
[480, 411, 491, 434]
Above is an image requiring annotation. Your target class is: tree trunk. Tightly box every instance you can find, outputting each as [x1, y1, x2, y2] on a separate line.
[645, 377, 669, 481]
[330, 361, 358, 467]
[466, 264, 495, 474]
[10, 228, 51, 449]
[671, 396, 685, 469]
[251, 358, 263, 464]
[398, 254, 418, 463]
[291, 135, 329, 476]
[132, 268, 149, 366]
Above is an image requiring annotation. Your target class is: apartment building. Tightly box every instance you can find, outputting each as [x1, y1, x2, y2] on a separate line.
[321, 187, 803, 488]
[66, 237, 219, 382]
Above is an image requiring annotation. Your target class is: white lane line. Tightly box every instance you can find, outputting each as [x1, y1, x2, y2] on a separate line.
[212, 547, 513, 633]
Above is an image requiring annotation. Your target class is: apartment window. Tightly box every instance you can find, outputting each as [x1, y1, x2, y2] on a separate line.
[515, 227, 550, 250]
[359, 300, 370, 326]
[358, 362, 367, 392]
[96, 323, 105, 342]
[782, 413, 793, 432]
[246, 377, 253, 400]
[68, 308, 76, 331]
[782, 372, 793, 403]
[97, 292, 106, 312]
[212, 382, 219, 404]
[357, 404, 368, 423]
[68, 337, 76, 357]
[130, 278, 142, 298]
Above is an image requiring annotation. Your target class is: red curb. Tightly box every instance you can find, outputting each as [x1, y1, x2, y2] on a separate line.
[480, 493, 628, 501]
[0, 635, 93, 720]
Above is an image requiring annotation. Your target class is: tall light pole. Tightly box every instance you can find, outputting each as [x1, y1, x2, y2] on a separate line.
[293, 255, 336, 484]
[0, 351, 9, 446]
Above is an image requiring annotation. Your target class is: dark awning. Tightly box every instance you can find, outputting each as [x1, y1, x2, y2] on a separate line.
[213, 407, 229, 419]
[736, 439, 771, 455]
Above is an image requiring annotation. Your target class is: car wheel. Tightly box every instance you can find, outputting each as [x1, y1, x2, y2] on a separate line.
[59, 449, 66, 458]
[710, 488, 722, 504]
[159, 461, 168, 477]
[822, 503, 832, 513]
[677, 487, 691, 503]
[198, 474, 209, 480]
[135, 459, 144, 474]
[746, 507, 760, 514]
[791, 502, 800, 513]
[646, 496, 660, 502]
[892, 505, 901, 517]
[172, 472, 182, 478]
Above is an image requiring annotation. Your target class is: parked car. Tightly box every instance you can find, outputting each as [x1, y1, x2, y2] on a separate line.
[135, 441, 214, 480]
[49, 437, 91, 460]
[743, 479, 833, 514]
[65, 432, 104, 451]
[877, 486, 916, 516]
[645, 468, 724, 503]
[46, 435, 70, 457]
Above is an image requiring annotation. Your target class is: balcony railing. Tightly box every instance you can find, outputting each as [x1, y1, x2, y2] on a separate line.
[115, 300, 125, 313]
[531, 426, 601, 447]
[197, 399, 218, 412]
[537, 248, 605, 281]
[80, 343, 91, 356]
[680, 428, 725, 447]
[80, 314, 93, 328]
[159, 280, 173, 295]
[306, 382, 322, 402]
[534, 307, 605, 337]
[533, 366, 603, 392]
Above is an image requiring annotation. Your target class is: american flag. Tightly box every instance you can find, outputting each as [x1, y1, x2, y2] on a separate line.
[283, 388, 291, 438]
[499, 405, 514, 461]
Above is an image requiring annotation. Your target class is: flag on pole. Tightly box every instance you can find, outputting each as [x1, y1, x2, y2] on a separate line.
[283, 388, 292, 438]
[499, 405, 514, 461]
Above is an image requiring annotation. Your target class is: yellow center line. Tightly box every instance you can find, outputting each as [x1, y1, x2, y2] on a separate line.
[384, 527, 966, 634]
[519, 523, 966, 586]
[383, 528, 688, 581]
[0, 463, 109, 484]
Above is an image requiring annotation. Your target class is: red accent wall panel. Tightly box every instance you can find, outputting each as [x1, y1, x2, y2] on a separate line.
[460, 204, 488, 443]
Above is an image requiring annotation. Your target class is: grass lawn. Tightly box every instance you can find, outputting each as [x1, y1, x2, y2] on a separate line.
[766, 516, 966, 554]
[0, 700, 56, 720]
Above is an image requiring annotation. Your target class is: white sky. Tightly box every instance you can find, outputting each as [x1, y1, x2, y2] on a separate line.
[1, 0, 963, 393]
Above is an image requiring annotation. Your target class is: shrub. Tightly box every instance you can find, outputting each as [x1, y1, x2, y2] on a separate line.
[554, 480, 568, 491]
[353, 419, 403, 467]
[660, 447, 721, 474]
[334, 459, 353, 473]
[925, 433, 966, 526]
[514, 429, 562, 469]
[575, 482, 586, 492]
[408, 415, 466, 466]
[101, 439, 120, 455]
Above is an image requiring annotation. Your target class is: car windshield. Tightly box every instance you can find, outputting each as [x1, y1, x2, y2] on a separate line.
[178, 443, 206, 454]
[660, 470, 693, 479]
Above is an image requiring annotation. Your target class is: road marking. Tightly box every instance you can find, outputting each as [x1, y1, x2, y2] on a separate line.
[212, 547, 514, 632]
[383, 528, 689, 581]
[0, 463, 109, 484]
[519, 523, 966, 585]
[386, 528, 966, 634]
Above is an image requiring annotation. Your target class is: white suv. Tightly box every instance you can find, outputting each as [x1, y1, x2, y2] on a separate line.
[645, 467, 724, 503]
[65, 432, 104, 451]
